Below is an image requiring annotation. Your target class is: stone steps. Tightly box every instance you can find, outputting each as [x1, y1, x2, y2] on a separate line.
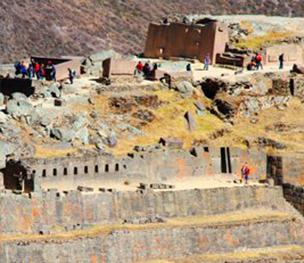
[146, 245, 304, 263]
[1, 209, 304, 263]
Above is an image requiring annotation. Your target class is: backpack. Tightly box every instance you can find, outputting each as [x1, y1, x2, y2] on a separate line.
[256, 55, 262, 62]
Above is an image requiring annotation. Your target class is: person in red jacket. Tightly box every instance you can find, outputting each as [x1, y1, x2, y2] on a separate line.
[255, 53, 263, 70]
[241, 162, 250, 184]
[136, 61, 143, 73]
[34, 62, 41, 79]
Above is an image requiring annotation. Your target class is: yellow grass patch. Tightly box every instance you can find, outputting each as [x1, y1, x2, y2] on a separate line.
[235, 31, 294, 50]
[146, 245, 304, 263]
[112, 89, 224, 155]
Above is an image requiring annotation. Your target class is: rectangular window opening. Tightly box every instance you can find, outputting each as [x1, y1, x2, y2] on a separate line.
[115, 163, 119, 172]
[220, 147, 227, 174]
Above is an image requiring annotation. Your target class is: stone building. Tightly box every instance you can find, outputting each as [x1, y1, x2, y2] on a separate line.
[144, 18, 229, 64]
[264, 43, 304, 66]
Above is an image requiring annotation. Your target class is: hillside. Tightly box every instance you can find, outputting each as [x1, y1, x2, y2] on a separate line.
[1, 0, 304, 63]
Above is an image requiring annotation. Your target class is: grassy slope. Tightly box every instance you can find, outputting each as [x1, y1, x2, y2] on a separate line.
[1, 0, 304, 62]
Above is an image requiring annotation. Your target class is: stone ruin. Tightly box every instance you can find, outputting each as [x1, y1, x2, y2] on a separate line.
[0, 143, 304, 262]
[1, 16, 304, 262]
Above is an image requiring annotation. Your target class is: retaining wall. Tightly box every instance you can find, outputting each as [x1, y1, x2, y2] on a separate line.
[16, 147, 266, 192]
[1, 216, 303, 263]
[0, 186, 288, 234]
[283, 183, 304, 215]
[267, 154, 304, 215]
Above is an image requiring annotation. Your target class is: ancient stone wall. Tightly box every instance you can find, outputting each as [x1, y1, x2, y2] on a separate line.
[265, 43, 304, 66]
[144, 22, 228, 63]
[268, 154, 304, 186]
[267, 154, 304, 215]
[283, 183, 304, 215]
[19, 147, 266, 189]
[1, 213, 303, 263]
[0, 186, 285, 234]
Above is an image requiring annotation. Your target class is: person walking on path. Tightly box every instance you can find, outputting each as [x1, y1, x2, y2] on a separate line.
[279, 53, 284, 70]
[203, 54, 210, 71]
[68, 68, 76, 84]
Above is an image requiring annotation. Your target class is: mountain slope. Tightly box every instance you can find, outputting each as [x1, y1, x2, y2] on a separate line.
[0, 0, 303, 62]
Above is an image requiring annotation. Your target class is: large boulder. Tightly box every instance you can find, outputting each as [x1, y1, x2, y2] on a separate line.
[0, 111, 8, 123]
[72, 114, 89, 131]
[6, 99, 34, 118]
[75, 127, 89, 145]
[211, 94, 239, 120]
[41, 82, 61, 98]
[184, 111, 196, 131]
[239, 97, 262, 117]
[103, 131, 117, 148]
[51, 128, 75, 142]
[175, 81, 194, 96]
[11, 92, 28, 101]
[29, 106, 56, 127]
[0, 141, 17, 169]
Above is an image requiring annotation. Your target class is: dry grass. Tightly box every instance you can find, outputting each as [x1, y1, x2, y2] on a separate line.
[34, 145, 78, 158]
[0, 209, 291, 244]
[235, 31, 294, 50]
[33, 90, 304, 158]
[112, 89, 224, 155]
[212, 98, 304, 154]
[239, 20, 254, 34]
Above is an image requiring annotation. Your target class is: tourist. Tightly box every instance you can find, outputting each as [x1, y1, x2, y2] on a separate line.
[40, 64, 46, 80]
[149, 63, 158, 80]
[143, 62, 151, 79]
[241, 162, 250, 184]
[162, 17, 169, 24]
[279, 53, 284, 70]
[203, 54, 210, 71]
[35, 63, 41, 80]
[20, 61, 27, 79]
[50, 62, 56, 81]
[14, 61, 22, 76]
[135, 61, 144, 75]
[255, 53, 263, 70]
[68, 68, 76, 84]
[46, 61, 56, 81]
[186, 63, 191, 71]
[27, 63, 34, 79]
[247, 61, 256, 71]
[160, 73, 172, 88]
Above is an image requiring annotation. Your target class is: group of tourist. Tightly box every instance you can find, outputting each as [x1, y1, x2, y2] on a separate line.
[247, 53, 285, 71]
[135, 61, 158, 80]
[246, 53, 264, 71]
[14, 59, 56, 81]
